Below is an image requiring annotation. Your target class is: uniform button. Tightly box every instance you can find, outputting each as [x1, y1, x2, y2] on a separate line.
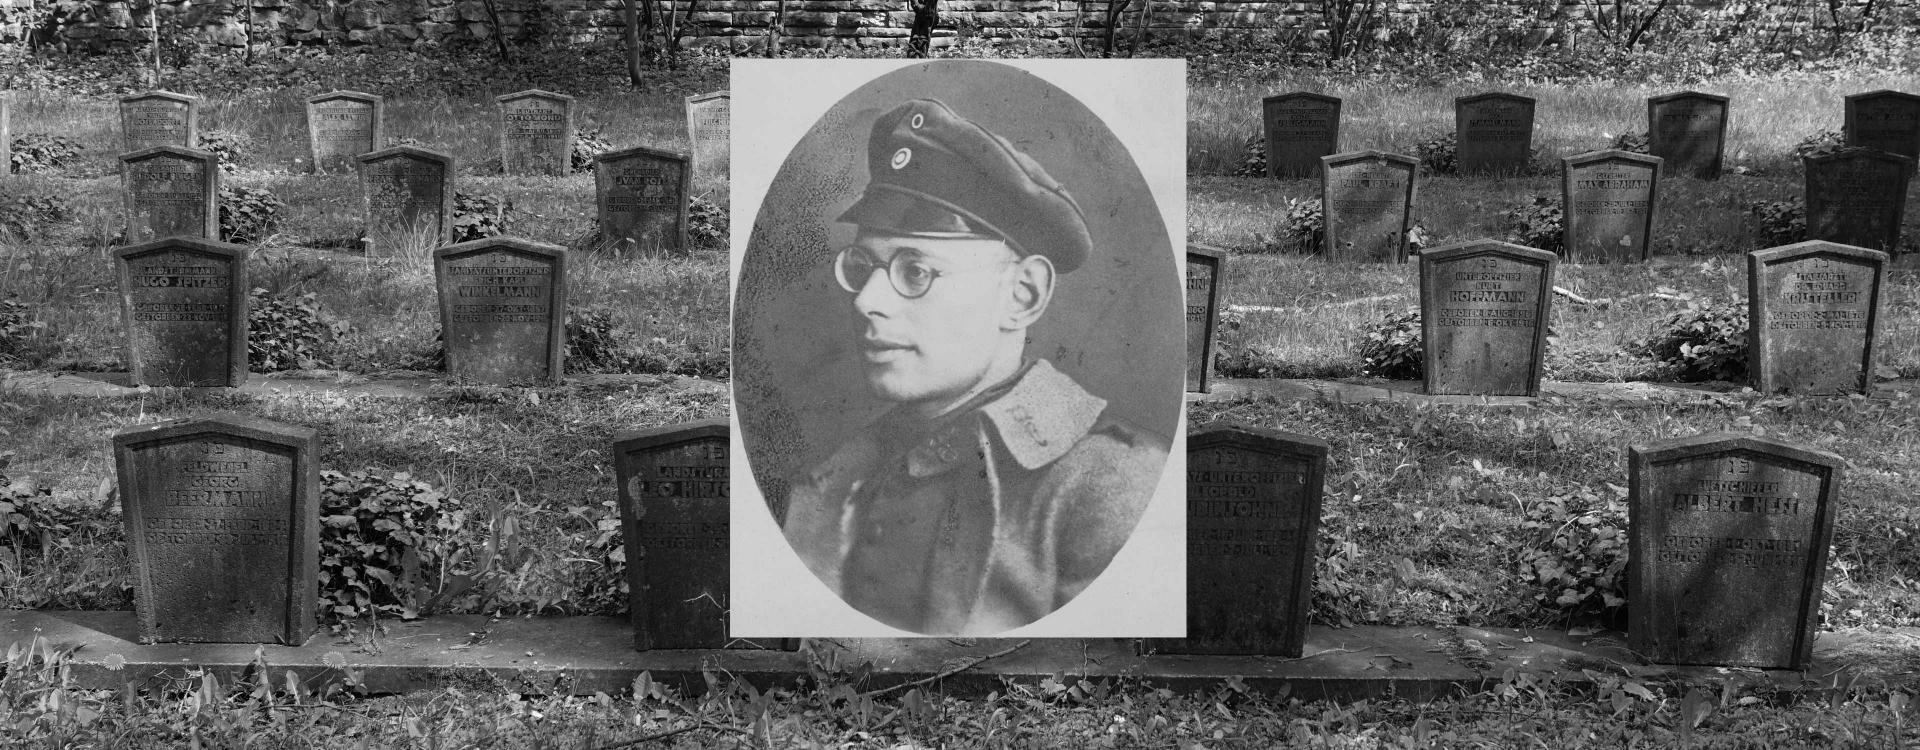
[891, 147, 912, 169]
[910, 113, 925, 129]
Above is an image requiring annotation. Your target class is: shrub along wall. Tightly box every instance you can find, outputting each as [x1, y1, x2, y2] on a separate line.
[0, 0, 1909, 54]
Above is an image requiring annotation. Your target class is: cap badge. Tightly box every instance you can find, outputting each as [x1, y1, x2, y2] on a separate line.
[890, 147, 912, 170]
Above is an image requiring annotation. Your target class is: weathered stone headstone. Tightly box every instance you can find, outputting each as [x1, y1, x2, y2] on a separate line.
[1146, 423, 1326, 657]
[114, 237, 248, 388]
[1321, 150, 1418, 263]
[1628, 432, 1841, 669]
[1455, 93, 1535, 175]
[358, 145, 454, 252]
[1186, 244, 1225, 394]
[119, 91, 198, 153]
[1647, 91, 1729, 180]
[615, 419, 731, 650]
[594, 145, 690, 254]
[496, 89, 574, 177]
[434, 238, 566, 384]
[685, 90, 730, 177]
[114, 414, 319, 645]
[1748, 241, 1887, 395]
[306, 90, 384, 175]
[1419, 240, 1556, 396]
[1262, 92, 1341, 179]
[1844, 90, 1920, 161]
[1562, 150, 1662, 264]
[121, 146, 219, 243]
[1804, 148, 1915, 253]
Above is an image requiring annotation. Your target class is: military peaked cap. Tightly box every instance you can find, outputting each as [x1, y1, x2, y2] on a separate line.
[836, 99, 1093, 273]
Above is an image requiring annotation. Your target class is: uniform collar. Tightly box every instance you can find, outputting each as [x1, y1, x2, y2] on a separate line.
[904, 359, 1107, 477]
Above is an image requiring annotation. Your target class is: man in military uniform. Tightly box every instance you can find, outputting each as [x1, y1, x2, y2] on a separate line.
[780, 99, 1170, 635]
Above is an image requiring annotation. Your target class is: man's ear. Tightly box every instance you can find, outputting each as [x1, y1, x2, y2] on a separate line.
[1003, 254, 1055, 331]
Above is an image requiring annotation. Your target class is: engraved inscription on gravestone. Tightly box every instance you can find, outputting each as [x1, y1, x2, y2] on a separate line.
[1844, 90, 1920, 161]
[114, 414, 319, 645]
[122, 146, 219, 243]
[434, 238, 566, 385]
[115, 237, 248, 388]
[358, 146, 454, 252]
[1455, 93, 1535, 175]
[1186, 244, 1225, 394]
[615, 419, 734, 650]
[1146, 424, 1325, 657]
[497, 89, 574, 177]
[307, 91, 384, 175]
[595, 145, 690, 254]
[1804, 149, 1915, 253]
[1647, 91, 1729, 180]
[1748, 241, 1887, 395]
[686, 91, 730, 176]
[1629, 432, 1840, 669]
[1563, 150, 1662, 264]
[1420, 240, 1556, 397]
[1262, 92, 1340, 179]
[1321, 150, 1417, 263]
[119, 91, 198, 153]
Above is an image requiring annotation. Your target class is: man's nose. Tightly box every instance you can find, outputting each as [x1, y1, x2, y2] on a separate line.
[852, 265, 899, 316]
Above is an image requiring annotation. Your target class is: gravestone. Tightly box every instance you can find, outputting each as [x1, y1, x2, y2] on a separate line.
[1804, 148, 1915, 253]
[114, 414, 319, 645]
[615, 419, 732, 650]
[685, 91, 730, 177]
[1647, 91, 1729, 179]
[114, 237, 248, 388]
[1321, 150, 1418, 263]
[1455, 93, 1535, 175]
[1562, 150, 1662, 264]
[594, 145, 690, 254]
[1419, 240, 1556, 396]
[1262, 92, 1341, 179]
[121, 146, 218, 243]
[1145, 423, 1326, 657]
[1628, 432, 1841, 669]
[496, 89, 574, 177]
[358, 145, 454, 252]
[1748, 241, 1887, 395]
[119, 91, 198, 153]
[1186, 244, 1225, 393]
[1844, 90, 1920, 161]
[306, 91, 384, 175]
[434, 238, 566, 384]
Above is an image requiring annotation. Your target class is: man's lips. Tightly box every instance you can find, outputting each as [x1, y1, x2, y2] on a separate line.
[860, 337, 914, 362]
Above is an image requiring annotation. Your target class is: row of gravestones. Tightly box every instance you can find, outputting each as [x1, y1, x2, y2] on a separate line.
[1303, 145, 1912, 264]
[1185, 240, 1891, 397]
[1263, 89, 1920, 179]
[117, 236, 574, 386]
[111, 411, 1841, 670]
[118, 142, 695, 254]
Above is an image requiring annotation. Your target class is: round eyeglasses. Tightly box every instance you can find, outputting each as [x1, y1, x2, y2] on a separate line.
[833, 246, 1013, 299]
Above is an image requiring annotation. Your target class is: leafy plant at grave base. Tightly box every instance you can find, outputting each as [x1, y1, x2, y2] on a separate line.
[687, 194, 726, 247]
[452, 191, 509, 242]
[565, 308, 636, 372]
[1235, 132, 1269, 177]
[0, 192, 72, 243]
[1748, 199, 1807, 247]
[1611, 131, 1651, 154]
[248, 289, 346, 372]
[1354, 306, 1423, 380]
[1793, 129, 1846, 161]
[0, 299, 46, 366]
[1629, 296, 1748, 382]
[1504, 195, 1565, 255]
[7, 133, 81, 174]
[217, 186, 286, 245]
[1211, 307, 1290, 379]
[1410, 132, 1457, 175]
[318, 470, 466, 622]
[1273, 197, 1324, 255]
[196, 129, 254, 174]
[1, 472, 125, 608]
[1516, 484, 1629, 628]
[570, 128, 613, 174]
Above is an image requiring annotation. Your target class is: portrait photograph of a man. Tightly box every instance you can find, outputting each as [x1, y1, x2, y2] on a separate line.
[730, 59, 1187, 638]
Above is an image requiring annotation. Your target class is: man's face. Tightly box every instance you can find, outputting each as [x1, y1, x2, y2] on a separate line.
[844, 232, 1020, 407]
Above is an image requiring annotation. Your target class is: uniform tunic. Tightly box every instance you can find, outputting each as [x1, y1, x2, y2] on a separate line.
[781, 360, 1169, 634]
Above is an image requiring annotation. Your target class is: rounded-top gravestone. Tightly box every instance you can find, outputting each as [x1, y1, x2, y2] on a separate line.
[114, 237, 249, 388]
[1419, 240, 1556, 397]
